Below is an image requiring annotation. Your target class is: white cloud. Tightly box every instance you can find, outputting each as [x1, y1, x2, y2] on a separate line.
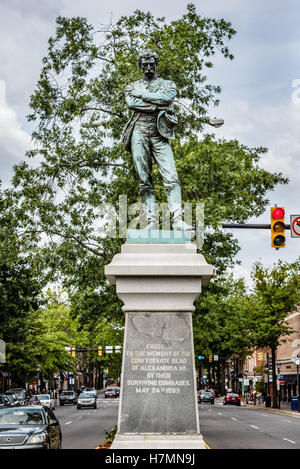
[0, 79, 32, 186]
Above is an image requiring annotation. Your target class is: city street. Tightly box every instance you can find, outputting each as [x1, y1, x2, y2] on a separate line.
[53, 394, 119, 449]
[52, 394, 300, 449]
[200, 399, 300, 449]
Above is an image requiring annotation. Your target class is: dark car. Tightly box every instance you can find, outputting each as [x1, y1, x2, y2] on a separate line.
[223, 393, 241, 406]
[104, 388, 120, 399]
[5, 389, 27, 406]
[5, 394, 20, 407]
[198, 391, 214, 404]
[77, 392, 97, 409]
[0, 395, 11, 409]
[59, 390, 77, 406]
[0, 406, 62, 449]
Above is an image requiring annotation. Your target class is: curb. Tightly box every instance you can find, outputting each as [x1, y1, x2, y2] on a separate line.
[244, 404, 300, 417]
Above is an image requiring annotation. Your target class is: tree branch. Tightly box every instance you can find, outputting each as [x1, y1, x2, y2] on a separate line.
[18, 229, 104, 257]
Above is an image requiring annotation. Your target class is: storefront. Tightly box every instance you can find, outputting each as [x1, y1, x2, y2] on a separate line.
[280, 374, 298, 401]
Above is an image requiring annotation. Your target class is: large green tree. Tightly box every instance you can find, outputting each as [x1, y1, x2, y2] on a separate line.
[249, 259, 300, 408]
[11, 5, 286, 275]
[193, 275, 252, 391]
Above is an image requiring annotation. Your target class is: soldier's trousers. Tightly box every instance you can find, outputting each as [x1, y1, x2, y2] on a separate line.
[131, 121, 182, 223]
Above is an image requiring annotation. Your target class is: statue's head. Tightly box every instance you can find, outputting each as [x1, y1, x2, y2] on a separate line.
[138, 49, 158, 79]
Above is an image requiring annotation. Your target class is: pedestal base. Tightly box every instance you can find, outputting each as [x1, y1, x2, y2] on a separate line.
[111, 433, 207, 449]
[105, 241, 214, 448]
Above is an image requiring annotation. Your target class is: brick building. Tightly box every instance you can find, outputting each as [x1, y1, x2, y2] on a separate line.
[243, 306, 300, 401]
[276, 306, 300, 399]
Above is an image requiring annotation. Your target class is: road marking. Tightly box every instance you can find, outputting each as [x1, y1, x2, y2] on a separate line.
[65, 421, 72, 425]
[283, 438, 296, 444]
[282, 419, 292, 423]
[231, 418, 237, 421]
[204, 442, 211, 449]
[217, 412, 223, 415]
[250, 425, 260, 430]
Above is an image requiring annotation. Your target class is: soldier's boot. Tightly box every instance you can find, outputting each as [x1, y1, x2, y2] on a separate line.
[142, 192, 159, 230]
[172, 210, 194, 231]
[167, 185, 193, 232]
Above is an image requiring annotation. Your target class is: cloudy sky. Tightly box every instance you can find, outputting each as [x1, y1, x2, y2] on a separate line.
[0, 0, 299, 286]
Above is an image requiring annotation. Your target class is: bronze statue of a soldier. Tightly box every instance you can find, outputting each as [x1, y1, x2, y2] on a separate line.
[122, 49, 192, 231]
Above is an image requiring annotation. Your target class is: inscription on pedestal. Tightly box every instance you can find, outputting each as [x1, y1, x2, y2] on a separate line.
[119, 312, 199, 434]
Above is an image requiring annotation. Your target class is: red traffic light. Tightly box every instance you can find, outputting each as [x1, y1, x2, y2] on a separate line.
[272, 207, 285, 220]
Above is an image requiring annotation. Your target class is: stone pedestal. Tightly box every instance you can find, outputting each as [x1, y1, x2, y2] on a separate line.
[105, 241, 213, 449]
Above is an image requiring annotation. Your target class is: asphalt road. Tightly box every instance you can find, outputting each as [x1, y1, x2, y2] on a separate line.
[53, 394, 119, 449]
[200, 399, 300, 449]
[51, 395, 300, 449]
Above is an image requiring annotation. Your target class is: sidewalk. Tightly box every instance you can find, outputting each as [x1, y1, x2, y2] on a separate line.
[244, 401, 300, 417]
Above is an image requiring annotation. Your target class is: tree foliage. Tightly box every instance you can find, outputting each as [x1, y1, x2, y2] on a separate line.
[249, 259, 300, 407]
[10, 4, 287, 281]
[249, 259, 300, 350]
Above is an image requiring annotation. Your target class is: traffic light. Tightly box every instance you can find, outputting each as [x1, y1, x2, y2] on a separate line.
[257, 352, 263, 361]
[209, 354, 213, 363]
[98, 346, 103, 357]
[71, 347, 76, 358]
[271, 207, 285, 248]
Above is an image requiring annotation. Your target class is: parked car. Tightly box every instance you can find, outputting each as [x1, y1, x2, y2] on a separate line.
[5, 394, 20, 407]
[29, 396, 42, 406]
[0, 406, 62, 449]
[38, 394, 56, 410]
[0, 395, 11, 409]
[5, 389, 27, 406]
[77, 392, 97, 409]
[198, 391, 214, 404]
[223, 393, 241, 406]
[104, 388, 120, 398]
[83, 387, 97, 397]
[59, 390, 77, 406]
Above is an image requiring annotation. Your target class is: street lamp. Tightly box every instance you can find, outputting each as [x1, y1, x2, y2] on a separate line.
[208, 117, 224, 128]
[295, 356, 300, 413]
[36, 364, 41, 393]
[244, 368, 249, 403]
[276, 362, 281, 409]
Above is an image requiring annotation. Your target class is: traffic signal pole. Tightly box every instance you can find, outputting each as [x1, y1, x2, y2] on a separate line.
[222, 224, 291, 229]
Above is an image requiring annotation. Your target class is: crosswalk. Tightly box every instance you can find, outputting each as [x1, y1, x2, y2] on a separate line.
[97, 397, 120, 408]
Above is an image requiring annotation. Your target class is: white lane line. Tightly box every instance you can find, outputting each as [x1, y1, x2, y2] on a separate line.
[65, 421, 72, 425]
[283, 438, 296, 445]
[282, 419, 292, 423]
[250, 425, 260, 430]
[217, 412, 223, 415]
[231, 417, 237, 421]
[77, 416, 83, 420]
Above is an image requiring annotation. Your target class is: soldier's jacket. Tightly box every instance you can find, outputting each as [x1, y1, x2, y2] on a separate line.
[121, 77, 178, 151]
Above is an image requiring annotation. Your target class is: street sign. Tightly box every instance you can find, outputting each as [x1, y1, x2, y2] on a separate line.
[290, 215, 300, 238]
[214, 355, 219, 361]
